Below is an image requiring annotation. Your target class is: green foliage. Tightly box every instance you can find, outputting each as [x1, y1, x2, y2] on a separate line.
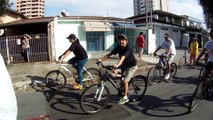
[0, 0, 13, 16]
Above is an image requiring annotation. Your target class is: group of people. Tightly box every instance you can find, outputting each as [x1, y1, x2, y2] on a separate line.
[1, 30, 212, 119]
[59, 30, 213, 105]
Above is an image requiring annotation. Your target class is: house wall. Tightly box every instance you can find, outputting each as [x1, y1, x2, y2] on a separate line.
[53, 18, 82, 61]
[0, 12, 23, 23]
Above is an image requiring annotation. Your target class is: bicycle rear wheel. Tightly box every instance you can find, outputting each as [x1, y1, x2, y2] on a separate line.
[147, 65, 161, 85]
[80, 83, 110, 114]
[83, 68, 100, 86]
[45, 70, 67, 90]
[178, 56, 187, 69]
[128, 75, 147, 101]
[170, 63, 177, 78]
[188, 81, 205, 113]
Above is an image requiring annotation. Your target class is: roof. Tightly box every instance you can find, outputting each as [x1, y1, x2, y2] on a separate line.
[57, 16, 133, 22]
[0, 17, 54, 27]
[127, 10, 184, 19]
[6, 8, 27, 19]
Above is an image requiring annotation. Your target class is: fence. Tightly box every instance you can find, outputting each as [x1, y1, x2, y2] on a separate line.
[0, 33, 49, 63]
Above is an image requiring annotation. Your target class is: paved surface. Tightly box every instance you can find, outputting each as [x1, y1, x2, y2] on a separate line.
[6, 49, 196, 91]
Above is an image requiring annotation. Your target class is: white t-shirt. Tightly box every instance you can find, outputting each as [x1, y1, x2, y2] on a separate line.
[161, 39, 176, 56]
[204, 40, 213, 62]
[0, 54, 18, 120]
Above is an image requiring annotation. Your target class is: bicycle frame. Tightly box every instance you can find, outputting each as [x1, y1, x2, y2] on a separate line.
[96, 73, 123, 101]
[57, 63, 93, 82]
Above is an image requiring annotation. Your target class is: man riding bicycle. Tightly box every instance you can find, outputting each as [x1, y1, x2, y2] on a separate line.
[195, 29, 213, 77]
[153, 33, 176, 80]
[98, 34, 138, 104]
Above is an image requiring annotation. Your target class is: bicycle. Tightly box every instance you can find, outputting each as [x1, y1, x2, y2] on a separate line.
[178, 48, 189, 69]
[45, 62, 100, 90]
[188, 62, 213, 113]
[79, 61, 147, 114]
[147, 54, 177, 85]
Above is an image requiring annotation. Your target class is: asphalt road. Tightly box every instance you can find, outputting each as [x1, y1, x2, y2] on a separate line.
[16, 66, 213, 120]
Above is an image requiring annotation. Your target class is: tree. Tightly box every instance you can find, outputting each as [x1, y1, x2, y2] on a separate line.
[199, 0, 213, 29]
[0, 0, 13, 16]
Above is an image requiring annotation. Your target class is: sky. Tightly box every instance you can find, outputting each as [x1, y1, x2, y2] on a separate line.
[10, 0, 204, 21]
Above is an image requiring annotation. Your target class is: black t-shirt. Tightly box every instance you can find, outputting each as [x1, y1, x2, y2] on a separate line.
[68, 41, 88, 60]
[110, 45, 137, 67]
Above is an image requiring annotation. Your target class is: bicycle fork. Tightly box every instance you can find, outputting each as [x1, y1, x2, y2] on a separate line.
[95, 81, 106, 101]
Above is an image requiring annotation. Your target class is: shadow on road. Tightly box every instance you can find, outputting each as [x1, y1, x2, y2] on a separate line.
[126, 93, 191, 117]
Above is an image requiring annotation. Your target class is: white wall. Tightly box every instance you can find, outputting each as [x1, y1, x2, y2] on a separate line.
[54, 19, 81, 61]
[147, 29, 156, 54]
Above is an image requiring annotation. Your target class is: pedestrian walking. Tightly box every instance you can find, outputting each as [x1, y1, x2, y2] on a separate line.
[21, 33, 31, 62]
[136, 32, 145, 62]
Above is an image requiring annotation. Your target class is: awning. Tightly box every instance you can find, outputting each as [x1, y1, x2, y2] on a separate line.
[83, 21, 111, 31]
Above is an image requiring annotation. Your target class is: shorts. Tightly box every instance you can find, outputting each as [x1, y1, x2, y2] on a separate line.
[205, 61, 213, 75]
[137, 47, 144, 55]
[116, 65, 138, 82]
[167, 54, 175, 64]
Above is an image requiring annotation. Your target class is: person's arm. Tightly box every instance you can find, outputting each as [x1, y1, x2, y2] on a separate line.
[58, 50, 71, 63]
[195, 48, 207, 63]
[114, 56, 125, 68]
[24, 34, 32, 40]
[153, 46, 161, 56]
[98, 52, 113, 62]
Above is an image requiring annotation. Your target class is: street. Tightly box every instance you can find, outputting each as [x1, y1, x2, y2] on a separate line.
[16, 66, 213, 120]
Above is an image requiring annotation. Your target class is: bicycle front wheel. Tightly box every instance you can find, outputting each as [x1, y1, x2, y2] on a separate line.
[128, 75, 147, 101]
[188, 81, 205, 113]
[83, 68, 100, 86]
[45, 70, 67, 90]
[80, 83, 110, 114]
[147, 66, 161, 85]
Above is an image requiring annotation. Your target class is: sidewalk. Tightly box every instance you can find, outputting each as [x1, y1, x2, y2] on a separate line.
[7, 49, 185, 91]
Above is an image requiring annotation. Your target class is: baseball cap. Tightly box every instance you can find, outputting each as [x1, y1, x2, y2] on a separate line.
[66, 34, 76, 39]
[164, 33, 170, 38]
[118, 34, 128, 40]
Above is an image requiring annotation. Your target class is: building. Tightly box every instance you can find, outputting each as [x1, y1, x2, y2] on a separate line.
[133, 0, 169, 16]
[16, 0, 45, 18]
[0, 8, 26, 24]
[0, 16, 142, 63]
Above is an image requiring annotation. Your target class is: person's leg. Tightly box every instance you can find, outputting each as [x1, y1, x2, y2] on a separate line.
[165, 55, 175, 79]
[68, 57, 78, 65]
[119, 65, 138, 104]
[76, 59, 88, 86]
[137, 47, 142, 61]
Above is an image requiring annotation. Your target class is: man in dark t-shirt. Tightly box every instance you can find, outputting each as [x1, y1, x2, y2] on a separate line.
[59, 34, 88, 90]
[98, 34, 138, 104]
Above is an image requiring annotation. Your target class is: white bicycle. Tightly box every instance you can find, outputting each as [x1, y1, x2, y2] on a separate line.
[45, 62, 100, 90]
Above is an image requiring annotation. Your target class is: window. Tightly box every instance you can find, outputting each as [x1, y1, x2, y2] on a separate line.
[86, 32, 104, 51]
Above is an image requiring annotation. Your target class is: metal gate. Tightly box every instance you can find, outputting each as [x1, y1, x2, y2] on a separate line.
[0, 33, 49, 63]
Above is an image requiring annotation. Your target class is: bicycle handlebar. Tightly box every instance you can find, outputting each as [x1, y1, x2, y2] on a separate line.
[96, 61, 116, 70]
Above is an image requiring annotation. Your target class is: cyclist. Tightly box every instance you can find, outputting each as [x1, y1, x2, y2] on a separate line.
[195, 29, 213, 77]
[58, 34, 88, 90]
[189, 37, 199, 68]
[153, 33, 176, 80]
[98, 34, 138, 104]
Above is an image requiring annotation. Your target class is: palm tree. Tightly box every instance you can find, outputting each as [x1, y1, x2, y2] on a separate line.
[199, 0, 213, 29]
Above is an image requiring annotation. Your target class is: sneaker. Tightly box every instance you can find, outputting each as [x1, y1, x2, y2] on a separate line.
[72, 84, 83, 90]
[164, 74, 170, 80]
[118, 96, 129, 104]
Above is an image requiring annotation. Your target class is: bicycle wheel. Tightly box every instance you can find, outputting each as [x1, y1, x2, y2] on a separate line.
[178, 56, 186, 69]
[80, 83, 110, 114]
[45, 70, 67, 90]
[128, 75, 147, 101]
[147, 65, 161, 85]
[170, 63, 177, 78]
[83, 68, 100, 86]
[188, 81, 205, 113]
